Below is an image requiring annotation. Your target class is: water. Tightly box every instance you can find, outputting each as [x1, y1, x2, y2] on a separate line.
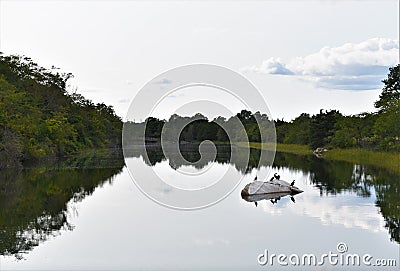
[0, 146, 399, 270]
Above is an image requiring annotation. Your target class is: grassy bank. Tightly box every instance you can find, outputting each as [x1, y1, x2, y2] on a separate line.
[236, 142, 399, 174]
[235, 142, 312, 156]
[323, 148, 399, 174]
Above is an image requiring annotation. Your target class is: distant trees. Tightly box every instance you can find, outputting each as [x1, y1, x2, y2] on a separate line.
[125, 110, 275, 144]
[145, 117, 165, 138]
[236, 110, 261, 142]
[330, 113, 377, 149]
[2, 52, 397, 169]
[282, 113, 311, 145]
[309, 110, 341, 149]
[180, 119, 225, 142]
[275, 110, 341, 149]
[128, 62, 400, 153]
[0, 53, 122, 168]
[373, 104, 400, 151]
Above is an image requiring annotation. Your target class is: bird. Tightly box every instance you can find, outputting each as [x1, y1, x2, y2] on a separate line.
[270, 197, 280, 204]
[254, 202, 258, 207]
[269, 176, 275, 182]
[290, 180, 295, 186]
[274, 173, 280, 180]
[254, 175, 258, 181]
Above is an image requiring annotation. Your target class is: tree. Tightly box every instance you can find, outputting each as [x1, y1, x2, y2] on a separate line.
[283, 113, 311, 145]
[145, 117, 165, 138]
[0, 53, 123, 167]
[372, 64, 400, 150]
[309, 110, 341, 149]
[274, 119, 288, 143]
[373, 100, 400, 151]
[375, 64, 400, 112]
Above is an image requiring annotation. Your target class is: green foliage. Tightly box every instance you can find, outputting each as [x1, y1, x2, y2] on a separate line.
[330, 113, 377, 149]
[0, 150, 124, 258]
[309, 109, 341, 149]
[1, 52, 398, 168]
[0, 53, 122, 167]
[145, 117, 165, 138]
[373, 64, 400, 151]
[125, 142, 400, 243]
[324, 148, 400, 175]
[375, 64, 400, 112]
[373, 100, 400, 151]
[125, 110, 275, 144]
[283, 113, 311, 145]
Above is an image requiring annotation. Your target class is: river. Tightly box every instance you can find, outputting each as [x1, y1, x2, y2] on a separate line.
[0, 146, 398, 270]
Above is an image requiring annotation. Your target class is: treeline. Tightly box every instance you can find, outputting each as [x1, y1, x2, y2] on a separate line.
[0, 54, 122, 168]
[276, 65, 399, 151]
[123, 110, 275, 145]
[1, 53, 397, 168]
[126, 65, 399, 152]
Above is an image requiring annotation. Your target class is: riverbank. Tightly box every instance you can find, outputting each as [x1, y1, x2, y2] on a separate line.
[4, 148, 125, 170]
[237, 142, 400, 174]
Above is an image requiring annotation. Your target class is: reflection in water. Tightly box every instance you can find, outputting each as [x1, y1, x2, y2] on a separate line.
[242, 191, 298, 206]
[0, 149, 124, 259]
[124, 143, 268, 173]
[0, 144, 398, 261]
[241, 177, 304, 206]
[272, 152, 399, 243]
[127, 143, 399, 244]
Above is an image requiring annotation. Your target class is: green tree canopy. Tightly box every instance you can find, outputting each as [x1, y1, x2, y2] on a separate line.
[0, 53, 122, 168]
[375, 64, 400, 112]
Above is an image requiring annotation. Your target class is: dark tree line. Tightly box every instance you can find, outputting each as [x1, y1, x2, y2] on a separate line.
[126, 65, 399, 152]
[0, 54, 122, 168]
[1, 53, 397, 170]
[124, 110, 275, 145]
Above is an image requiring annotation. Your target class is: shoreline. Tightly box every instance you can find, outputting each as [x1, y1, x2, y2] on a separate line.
[237, 142, 400, 174]
[4, 143, 399, 174]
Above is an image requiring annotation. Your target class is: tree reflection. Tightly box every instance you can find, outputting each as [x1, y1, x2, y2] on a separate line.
[0, 149, 124, 259]
[127, 144, 399, 244]
[1, 145, 398, 260]
[125, 143, 272, 173]
[272, 152, 399, 243]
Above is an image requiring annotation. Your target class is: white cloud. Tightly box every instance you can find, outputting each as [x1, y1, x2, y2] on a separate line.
[255, 57, 294, 75]
[260, 186, 385, 233]
[244, 38, 399, 90]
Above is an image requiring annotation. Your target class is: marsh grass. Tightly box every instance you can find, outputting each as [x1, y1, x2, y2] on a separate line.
[324, 148, 400, 174]
[236, 142, 312, 155]
[236, 142, 399, 174]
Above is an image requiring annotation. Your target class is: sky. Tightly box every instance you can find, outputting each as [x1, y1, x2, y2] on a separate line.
[0, 0, 398, 121]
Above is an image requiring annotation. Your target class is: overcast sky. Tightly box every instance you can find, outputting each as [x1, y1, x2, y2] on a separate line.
[0, 1, 398, 121]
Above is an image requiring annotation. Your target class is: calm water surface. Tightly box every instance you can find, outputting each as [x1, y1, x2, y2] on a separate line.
[0, 146, 399, 270]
